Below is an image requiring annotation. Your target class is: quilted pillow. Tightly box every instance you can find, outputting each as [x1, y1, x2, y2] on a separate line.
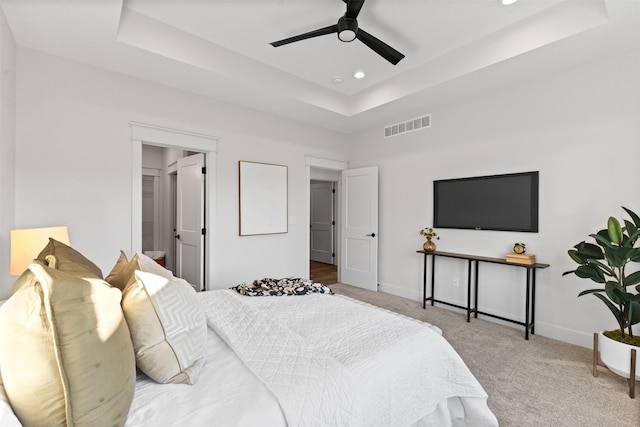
[36, 237, 103, 279]
[122, 270, 206, 384]
[107, 252, 173, 292]
[105, 250, 134, 284]
[0, 263, 136, 426]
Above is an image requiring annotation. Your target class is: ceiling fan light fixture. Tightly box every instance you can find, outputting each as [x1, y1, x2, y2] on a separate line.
[338, 29, 357, 42]
[337, 17, 358, 42]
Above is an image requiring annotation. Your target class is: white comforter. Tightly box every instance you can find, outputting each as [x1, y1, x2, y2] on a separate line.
[1, 291, 498, 426]
[202, 290, 497, 427]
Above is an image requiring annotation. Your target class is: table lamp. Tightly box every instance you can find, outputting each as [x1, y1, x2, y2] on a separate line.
[10, 226, 70, 275]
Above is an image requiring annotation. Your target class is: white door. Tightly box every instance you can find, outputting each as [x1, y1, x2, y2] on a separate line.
[340, 166, 378, 291]
[310, 182, 334, 264]
[176, 153, 205, 291]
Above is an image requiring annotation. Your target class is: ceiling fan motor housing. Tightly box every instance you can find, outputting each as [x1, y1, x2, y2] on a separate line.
[337, 16, 358, 42]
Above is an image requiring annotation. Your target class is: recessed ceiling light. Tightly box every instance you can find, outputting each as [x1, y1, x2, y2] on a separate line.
[499, 0, 519, 5]
[354, 71, 365, 79]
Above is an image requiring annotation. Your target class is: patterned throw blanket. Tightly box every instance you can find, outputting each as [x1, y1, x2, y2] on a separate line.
[231, 277, 333, 296]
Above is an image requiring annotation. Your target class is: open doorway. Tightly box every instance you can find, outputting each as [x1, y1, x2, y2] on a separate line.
[131, 122, 218, 292]
[142, 145, 206, 290]
[309, 166, 341, 285]
[305, 157, 379, 291]
[310, 180, 337, 284]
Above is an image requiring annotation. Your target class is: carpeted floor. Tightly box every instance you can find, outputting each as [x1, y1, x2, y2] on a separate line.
[329, 283, 640, 427]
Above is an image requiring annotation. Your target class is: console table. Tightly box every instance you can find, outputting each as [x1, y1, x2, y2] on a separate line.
[417, 250, 550, 340]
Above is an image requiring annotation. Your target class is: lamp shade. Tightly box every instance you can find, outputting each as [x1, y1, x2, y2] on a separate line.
[10, 226, 70, 275]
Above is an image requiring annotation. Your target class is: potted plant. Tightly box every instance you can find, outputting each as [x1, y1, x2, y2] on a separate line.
[420, 227, 439, 252]
[563, 206, 640, 380]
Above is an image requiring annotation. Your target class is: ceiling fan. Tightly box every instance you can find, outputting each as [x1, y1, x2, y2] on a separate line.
[270, 0, 405, 65]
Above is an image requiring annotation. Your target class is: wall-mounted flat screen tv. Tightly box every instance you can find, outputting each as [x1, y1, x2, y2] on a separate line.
[433, 171, 539, 232]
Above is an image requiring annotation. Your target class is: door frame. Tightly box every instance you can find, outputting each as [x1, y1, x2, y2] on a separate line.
[304, 156, 349, 281]
[131, 122, 218, 291]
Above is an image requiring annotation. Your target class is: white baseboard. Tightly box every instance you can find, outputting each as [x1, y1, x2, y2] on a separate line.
[377, 281, 422, 301]
[377, 281, 593, 349]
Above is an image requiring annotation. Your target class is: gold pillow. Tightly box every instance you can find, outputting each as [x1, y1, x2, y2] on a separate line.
[0, 263, 136, 426]
[36, 238, 103, 279]
[105, 250, 134, 284]
[122, 271, 206, 384]
[106, 252, 173, 292]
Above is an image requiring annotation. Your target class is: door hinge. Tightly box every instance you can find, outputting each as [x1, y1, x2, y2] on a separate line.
[332, 221, 335, 226]
[202, 228, 206, 235]
[332, 189, 335, 193]
[201, 166, 206, 174]
[332, 253, 335, 258]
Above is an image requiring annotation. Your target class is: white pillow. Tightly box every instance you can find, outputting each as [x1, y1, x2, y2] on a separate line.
[122, 270, 206, 384]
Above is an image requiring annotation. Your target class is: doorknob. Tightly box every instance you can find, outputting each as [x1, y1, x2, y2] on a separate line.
[366, 233, 376, 237]
[174, 234, 180, 240]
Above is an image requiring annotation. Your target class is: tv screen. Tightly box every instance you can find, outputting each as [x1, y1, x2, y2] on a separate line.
[433, 171, 539, 232]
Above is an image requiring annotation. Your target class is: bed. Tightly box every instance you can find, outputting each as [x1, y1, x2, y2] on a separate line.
[0, 242, 498, 426]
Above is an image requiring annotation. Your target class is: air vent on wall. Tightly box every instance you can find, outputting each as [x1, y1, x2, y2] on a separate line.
[384, 114, 431, 138]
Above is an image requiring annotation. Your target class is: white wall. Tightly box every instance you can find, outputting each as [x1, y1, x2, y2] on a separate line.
[347, 49, 640, 348]
[6, 43, 640, 349]
[8, 48, 349, 298]
[0, 9, 15, 296]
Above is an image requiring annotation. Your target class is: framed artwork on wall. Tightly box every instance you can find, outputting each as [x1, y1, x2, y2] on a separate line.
[239, 161, 288, 236]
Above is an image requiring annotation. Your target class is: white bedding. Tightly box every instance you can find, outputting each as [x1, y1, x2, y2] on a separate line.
[202, 290, 498, 427]
[1, 291, 498, 426]
[125, 328, 287, 427]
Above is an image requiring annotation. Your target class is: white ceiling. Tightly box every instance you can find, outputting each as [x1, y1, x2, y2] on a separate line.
[1, 0, 639, 133]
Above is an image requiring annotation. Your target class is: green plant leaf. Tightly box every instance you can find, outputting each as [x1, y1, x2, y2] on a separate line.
[575, 265, 606, 283]
[626, 228, 640, 244]
[567, 249, 585, 265]
[577, 288, 606, 297]
[585, 259, 615, 277]
[630, 250, 640, 263]
[591, 232, 616, 249]
[624, 220, 638, 241]
[622, 206, 640, 228]
[608, 217, 622, 244]
[629, 302, 640, 326]
[624, 270, 640, 287]
[604, 246, 632, 268]
[612, 287, 634, 303]
[573, 242, 604, 260]
[605, 281, 624, 304]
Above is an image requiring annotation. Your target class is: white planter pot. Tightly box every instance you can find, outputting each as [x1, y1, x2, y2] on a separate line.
[599, 331, 640, 381]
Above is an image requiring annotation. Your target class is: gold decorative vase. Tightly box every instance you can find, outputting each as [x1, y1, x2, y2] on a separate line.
[423, 239, 436, 252]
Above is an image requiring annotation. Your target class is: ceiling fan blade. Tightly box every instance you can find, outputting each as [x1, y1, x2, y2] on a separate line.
[345, 0, 365, 19]
[270, 24, 338, 47]
[356, 28, 405, 65]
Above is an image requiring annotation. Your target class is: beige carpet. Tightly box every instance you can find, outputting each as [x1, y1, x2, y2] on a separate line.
[329, 283, 640, 427]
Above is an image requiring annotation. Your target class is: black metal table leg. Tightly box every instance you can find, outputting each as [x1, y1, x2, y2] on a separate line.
[466, 260, 472, 322]
[474, 261, 479, 319]
[525, 268, 531, 340]
[430, 256, 436, 306]
[531, 268, 536, 335]
[423, 252, 427, 309]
